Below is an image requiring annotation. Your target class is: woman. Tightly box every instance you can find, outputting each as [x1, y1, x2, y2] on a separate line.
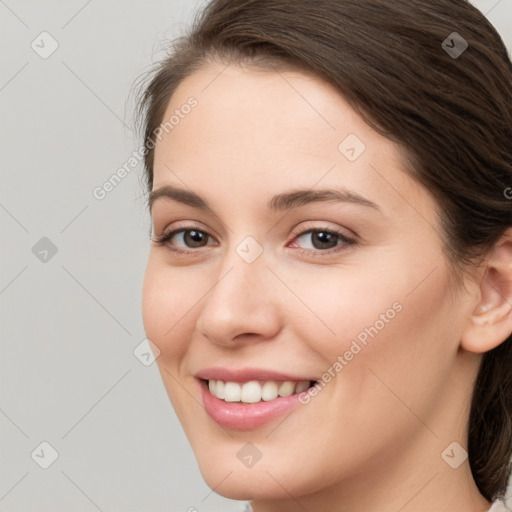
[137, 0, 512, 510]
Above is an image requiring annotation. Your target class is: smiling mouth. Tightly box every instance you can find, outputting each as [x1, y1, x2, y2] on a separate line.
[204, 379, 318, 404]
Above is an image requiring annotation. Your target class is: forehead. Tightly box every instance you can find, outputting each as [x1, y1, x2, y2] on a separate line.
[166, 63, 365, 142]
[155, 63, 397, 168]
[151, 61, 436, 224]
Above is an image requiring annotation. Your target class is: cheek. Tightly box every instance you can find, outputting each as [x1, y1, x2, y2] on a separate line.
[141, 260, 204, 424]
[279, 254, 456, 397]
[141, 259, 198, 361]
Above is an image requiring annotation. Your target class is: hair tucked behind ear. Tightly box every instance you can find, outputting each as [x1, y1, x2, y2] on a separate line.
[136, 0, 512, 500]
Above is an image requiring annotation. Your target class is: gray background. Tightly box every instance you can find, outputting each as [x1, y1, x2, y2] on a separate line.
[1, 1, 511, 511]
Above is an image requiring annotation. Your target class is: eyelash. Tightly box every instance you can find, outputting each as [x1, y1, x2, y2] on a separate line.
[290, 226, 357, 257]
[152, 225, 357, 258]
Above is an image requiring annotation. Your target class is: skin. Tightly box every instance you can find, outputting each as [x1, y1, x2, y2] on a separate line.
[141, 61, 512, 512]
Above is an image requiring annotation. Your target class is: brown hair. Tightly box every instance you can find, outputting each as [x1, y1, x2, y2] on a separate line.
[136, 0, 512, 501]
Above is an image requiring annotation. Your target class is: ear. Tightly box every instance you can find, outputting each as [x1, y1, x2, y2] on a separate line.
[461, 228, 512, 354]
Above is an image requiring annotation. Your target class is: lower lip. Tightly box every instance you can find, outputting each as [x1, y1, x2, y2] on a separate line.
[199, 380, 303, 430]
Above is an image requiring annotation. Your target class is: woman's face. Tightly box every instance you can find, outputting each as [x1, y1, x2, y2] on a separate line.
[142, 62, 478, 502]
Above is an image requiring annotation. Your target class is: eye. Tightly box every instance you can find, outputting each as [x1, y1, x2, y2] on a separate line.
[152, 225, 356, 256]
[152, 228, 217, 251]
[290, 228, 356, 253]
[175, 229, 210, 248]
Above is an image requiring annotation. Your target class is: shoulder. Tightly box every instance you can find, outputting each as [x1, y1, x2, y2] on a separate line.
[488, 500, 512, 512]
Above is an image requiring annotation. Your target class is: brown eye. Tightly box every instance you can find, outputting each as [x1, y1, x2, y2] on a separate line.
[295, 229, 351, 250]
[310, 231, 339, 249]
[182, 230, 209, 248]
[154, 228, 216, 250]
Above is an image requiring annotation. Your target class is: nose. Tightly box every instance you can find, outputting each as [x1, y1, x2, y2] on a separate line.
[195, 254, 282, 347]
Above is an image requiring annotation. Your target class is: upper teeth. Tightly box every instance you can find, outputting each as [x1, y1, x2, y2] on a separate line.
[208, 380, 311, 403]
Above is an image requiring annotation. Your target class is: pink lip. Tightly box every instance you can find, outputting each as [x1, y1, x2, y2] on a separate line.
[195, 366, 317, 383]
[195, 367, 317, 430]
[199, 379, 303, 430]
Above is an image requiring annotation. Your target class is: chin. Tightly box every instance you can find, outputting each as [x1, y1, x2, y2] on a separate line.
[190, 441, 331, 502]
[197, 462, 300, 501]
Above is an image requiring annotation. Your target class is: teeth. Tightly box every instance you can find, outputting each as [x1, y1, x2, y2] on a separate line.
[295, 381, 310, 393]
[224, 382, 241, 402]
[241, 381, 262, 403]
[216, 380, 225, 399]
[261, 381, 278, 401]
[207, 379, 311, 403]
[278, 381, 295, 397]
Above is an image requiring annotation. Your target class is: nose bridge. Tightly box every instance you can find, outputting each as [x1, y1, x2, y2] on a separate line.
[205, 243, 268, 316]
[211, 232, 270, 301]
[195, 238, 280, 344]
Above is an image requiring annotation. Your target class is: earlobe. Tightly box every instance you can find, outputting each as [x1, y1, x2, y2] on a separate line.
[461, 229, 512, 354]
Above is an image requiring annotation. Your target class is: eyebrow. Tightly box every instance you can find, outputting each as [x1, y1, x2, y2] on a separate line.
[148, 185, 380, 214]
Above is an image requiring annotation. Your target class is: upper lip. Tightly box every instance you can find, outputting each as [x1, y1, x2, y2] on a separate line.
[195, 367, 318, 383]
